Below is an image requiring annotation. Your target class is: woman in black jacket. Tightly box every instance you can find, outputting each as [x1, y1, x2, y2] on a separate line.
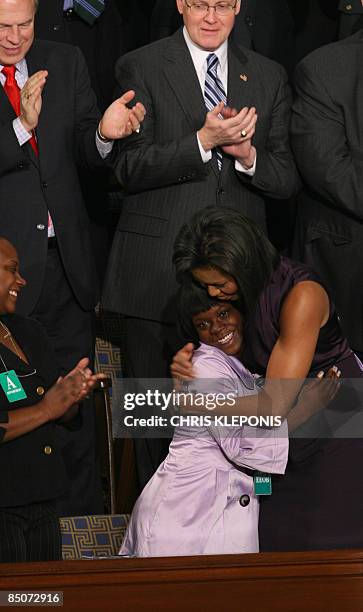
[0, 237, 103, 563]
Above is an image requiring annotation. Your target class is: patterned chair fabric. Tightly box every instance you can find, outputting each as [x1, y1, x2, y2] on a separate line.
[60, 514, 130, 559]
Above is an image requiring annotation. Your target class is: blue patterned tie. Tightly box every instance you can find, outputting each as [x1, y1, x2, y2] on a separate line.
[74, 0, 105, 26]
[204, 53, 227, 170]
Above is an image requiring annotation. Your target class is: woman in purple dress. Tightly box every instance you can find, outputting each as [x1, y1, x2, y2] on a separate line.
[172, 207, 363, 552]
[120, 286, 288, 557]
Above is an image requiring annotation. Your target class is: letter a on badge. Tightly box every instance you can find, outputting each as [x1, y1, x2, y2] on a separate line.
[6, 376, 17, 391]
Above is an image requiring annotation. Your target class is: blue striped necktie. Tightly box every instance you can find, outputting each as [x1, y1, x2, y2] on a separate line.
[74, 0, 105, 26]
[204, 53, 227, 170]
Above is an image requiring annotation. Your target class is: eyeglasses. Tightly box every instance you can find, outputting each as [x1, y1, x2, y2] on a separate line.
[184, 1, 238, 17]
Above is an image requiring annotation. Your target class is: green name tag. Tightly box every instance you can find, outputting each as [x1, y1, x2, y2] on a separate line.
[0, 370, 27, 403]
[254, 473, 272, 496]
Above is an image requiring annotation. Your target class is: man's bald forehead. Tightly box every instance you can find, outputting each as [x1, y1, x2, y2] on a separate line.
[0, 0, 37, 10]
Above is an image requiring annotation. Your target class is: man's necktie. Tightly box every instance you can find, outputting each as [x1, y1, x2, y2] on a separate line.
[73, 0, 105, 26]
[1, 65, 38, 156]
[204, 53, 227, 170]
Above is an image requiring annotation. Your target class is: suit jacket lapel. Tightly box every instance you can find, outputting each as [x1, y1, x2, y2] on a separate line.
[227, 41, 250, 110]
[163, 29, 207, 133]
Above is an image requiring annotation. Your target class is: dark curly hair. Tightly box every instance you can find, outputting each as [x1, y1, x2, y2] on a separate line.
[173, 207, 279, 318]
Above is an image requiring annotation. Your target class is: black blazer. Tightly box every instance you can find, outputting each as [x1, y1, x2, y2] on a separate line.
[0, 315, 68, 507]
[291, 30, 363, 351]
[102, 29, 298, 323]
[0, 39, 103, 315]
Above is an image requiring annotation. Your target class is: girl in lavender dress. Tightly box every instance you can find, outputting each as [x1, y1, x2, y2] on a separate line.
[120, 285, 288, 557]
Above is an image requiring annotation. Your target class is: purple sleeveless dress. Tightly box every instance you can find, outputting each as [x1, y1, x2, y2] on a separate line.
[242, 256, 363, 551]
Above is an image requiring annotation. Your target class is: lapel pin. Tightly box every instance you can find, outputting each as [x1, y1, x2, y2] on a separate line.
[240, 74, 248, 82]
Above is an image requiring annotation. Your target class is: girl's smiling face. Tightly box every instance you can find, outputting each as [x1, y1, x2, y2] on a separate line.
[192, 302, 242, 356]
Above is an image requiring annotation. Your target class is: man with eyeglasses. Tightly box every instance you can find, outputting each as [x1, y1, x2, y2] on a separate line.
[103, 0, 298, 491]
[150, 0, 295, 74]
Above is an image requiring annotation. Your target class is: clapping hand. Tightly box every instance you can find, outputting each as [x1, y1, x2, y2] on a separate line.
[98, 90, 146, 140]
[20, 70, 48, 132]
[198, 102, 257, 168]
[220, 105, 257, 169]
[41, 358, 106, 421]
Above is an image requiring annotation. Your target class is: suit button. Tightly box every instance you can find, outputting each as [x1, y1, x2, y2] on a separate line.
[43, 446, 52, 455]
[36, 386, 45, 396]
[345, 4, 352, 9]
[53, 24, 61, 31]
[239, 494, 250, 507]
[217, 188, 225, 195]
[64, 8, 75, 20]
[42, 181, 48, 189]
[36, 224, 45, 230]
[17, 162, 24, 170]
[245, 15, 253, 26]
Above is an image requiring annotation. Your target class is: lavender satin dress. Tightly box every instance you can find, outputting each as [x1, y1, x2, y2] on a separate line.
[120, 344, 288, 557]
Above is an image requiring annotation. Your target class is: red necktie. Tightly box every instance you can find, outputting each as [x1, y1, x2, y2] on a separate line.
[2, 65, 38, 155]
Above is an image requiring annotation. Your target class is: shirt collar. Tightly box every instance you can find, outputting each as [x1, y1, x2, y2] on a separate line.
[183, 26, 228, 75]
[0, 58, 28, 77]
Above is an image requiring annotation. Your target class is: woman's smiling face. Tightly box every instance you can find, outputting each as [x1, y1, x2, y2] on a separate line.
[192, 266, 239, 301]
[0, 239, 26, 315]
[192, 302, 242, 356]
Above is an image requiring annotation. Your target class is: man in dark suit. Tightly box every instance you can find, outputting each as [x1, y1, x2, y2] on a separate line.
[103, 0, 298, 488]
[150, 0, 295, 73]
[0, 0, 144, 514]
[291, 30, 363, 360]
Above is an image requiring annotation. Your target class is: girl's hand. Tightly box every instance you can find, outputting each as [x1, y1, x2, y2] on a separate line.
[170, 343, 195, 385]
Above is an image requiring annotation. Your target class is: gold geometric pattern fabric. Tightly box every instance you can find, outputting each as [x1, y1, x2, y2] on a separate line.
[95, 309, 124, 393]
[60, 514, 130, 559]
